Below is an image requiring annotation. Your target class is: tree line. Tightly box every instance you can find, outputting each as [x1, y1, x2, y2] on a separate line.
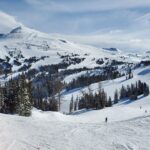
[69, 80, 149, 113]
[114, 80, 149, 104]
[69, 84, 112, 113]
[66, 68, 124, 91]
[32, 77, 63, 112]
[0, 73, 64, 116]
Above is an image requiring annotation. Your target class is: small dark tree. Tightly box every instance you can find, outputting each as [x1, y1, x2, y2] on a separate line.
[107, 96, 112, 107]
[114, 89, 119, 104]
[143, 83, 149, 96]
[69, 95, 74, 113]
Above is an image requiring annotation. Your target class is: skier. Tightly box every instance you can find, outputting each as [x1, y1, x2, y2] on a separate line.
[105, 117, 108, 123]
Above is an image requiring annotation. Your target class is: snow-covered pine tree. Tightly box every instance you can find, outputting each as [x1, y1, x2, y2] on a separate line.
[17, 74, 32, 116]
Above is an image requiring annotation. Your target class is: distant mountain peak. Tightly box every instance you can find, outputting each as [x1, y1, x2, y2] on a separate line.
[10, 26, 22, 34]
[103, 47, 121, 53]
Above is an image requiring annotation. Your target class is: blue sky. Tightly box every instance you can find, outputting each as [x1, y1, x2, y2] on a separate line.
[1, 0, 150, 51]
[0, 0, 149, 34]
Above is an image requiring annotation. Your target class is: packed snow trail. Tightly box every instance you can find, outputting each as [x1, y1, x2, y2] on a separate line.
[0, 107, 150, 150]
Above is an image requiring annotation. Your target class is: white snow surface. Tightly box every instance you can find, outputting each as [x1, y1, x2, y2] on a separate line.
[0, 66, 150, 150]
[0, 98, 150, 150]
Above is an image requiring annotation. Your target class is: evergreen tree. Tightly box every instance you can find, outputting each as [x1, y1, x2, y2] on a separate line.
[69, 95, 74, 113]
[114, 89, 119, 104]
[107, 96, 112, 107]
[126, 85, 131, 97]
[74, 96, 78, 111]
[120, 85, 127, 99]
[101, 90, 107, 108]
[0, 85, 5, 112]
[48, 96, 58, 111]
[54, 80, 63, 111]
[143, 83, 149, 96]
[17, 74, 32, 116]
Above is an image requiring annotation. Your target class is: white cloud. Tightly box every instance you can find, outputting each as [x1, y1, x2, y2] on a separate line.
[0, 11, 22, 33]
[25, 0, 150, 13]
[57, 29, 150, 53]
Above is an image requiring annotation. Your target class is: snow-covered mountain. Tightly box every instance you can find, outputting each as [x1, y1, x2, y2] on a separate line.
[0, 25, 149, 78]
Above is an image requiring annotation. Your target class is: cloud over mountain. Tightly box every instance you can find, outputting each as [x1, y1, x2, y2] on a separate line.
[0, 11, 22, 33]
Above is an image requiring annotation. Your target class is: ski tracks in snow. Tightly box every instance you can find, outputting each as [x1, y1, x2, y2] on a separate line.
[0, 113, 150, 150]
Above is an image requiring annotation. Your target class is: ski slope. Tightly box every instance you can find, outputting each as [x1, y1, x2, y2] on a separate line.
[0, 97, 150, 150]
